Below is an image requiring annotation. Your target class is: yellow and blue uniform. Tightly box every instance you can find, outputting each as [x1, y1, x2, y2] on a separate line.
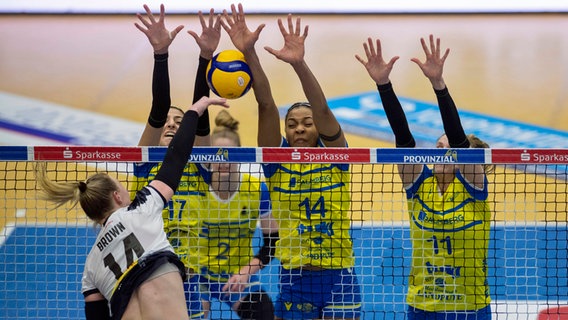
[405, 165, 491, 318]
[189, 165, 271, 307]
[131, 162, 207, 319]
[261, 137, 361, 320]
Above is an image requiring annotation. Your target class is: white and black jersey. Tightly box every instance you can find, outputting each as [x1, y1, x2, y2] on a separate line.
[81, 185, 173, 301]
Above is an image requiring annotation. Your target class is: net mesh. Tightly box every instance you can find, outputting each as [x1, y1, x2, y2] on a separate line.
[0, 146, 567, 319]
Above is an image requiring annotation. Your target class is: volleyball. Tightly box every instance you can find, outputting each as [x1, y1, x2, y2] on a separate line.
[206, 50, 253, 99]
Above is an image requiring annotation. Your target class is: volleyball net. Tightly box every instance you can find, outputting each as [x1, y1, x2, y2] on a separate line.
[0, 146, 567, 319]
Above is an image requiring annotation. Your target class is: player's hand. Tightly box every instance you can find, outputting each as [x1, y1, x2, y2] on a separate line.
[222, 273, 250, 294]
[355, 37, 399, 86]
[135, 4, 184, 55]
[221, 3, 265, 54]
[264, 14, 307, 66]
[188, 96, 229, 117]
[187, 9, 221, 60]
[411, 34, 449, 90]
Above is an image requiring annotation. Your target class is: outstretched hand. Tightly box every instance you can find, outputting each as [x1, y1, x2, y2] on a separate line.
[222, 273, 250, 295]
[411, 34, 450, 90]
[264, 14, 308, 65]
[188, 96, 229, 117]
[355, 37, 399, 86]
[187, 9, 221, 60]
[135, 4, 184, 55]
[220, 3, 264, 54]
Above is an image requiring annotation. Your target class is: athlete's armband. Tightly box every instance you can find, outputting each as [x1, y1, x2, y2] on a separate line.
[196, 109, 210, 136]
[194, 56, 211, 136]
[377, 82, 416, 148]
[155, 111, 199, 191]
[254, 231, 279, 267]
[148, 53, 171, 128]
[85, 299, 110, 320]
[319, 127, 343, 142]
[435, 86, 470, 148]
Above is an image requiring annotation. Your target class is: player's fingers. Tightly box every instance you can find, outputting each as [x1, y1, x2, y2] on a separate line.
[134, 22, 147, 33]
[369, 38, 377, 56]
[420, 37, 430, 56]
[363, 42, 371, 58]
[254, 24, 266, 38]
[388, 56, 400, 67]
[222, 9, 233, 27]
[207, 8, 215, 27]
[136, 14, 151, 29]
[287, 14, 294, 34]
[143, 5, 157, 24]
[230, 3, 239, 22]
[277, 18, 287, 36]
[441, 48, 450, 62]
[158, 4, 165, 24]
[238, 3, 245, 21]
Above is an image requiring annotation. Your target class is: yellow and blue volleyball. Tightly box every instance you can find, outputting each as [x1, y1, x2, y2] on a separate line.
[206, 50, 253, 99]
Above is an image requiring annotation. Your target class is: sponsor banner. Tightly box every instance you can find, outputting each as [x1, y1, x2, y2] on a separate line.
[0, 146, 29, 161]
[301, 92, 568, 149]
[262, 147, 370, 163]
[376, 148, 486, 164]
[34, 146, 142, 162]
[492, 149, 568, 164]
[147, 147, 258, 163]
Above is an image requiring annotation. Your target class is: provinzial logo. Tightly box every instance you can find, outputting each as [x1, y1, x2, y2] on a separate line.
[188, 153, 227, 162]
[377, 148, 484, 164]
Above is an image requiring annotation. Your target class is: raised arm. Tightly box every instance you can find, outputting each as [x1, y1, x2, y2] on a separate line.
[356, 37, 421, 186]
[135, 4, 184, 146]
[411, 35, 485, 187]
[221, 3, 281, 147]
[187, 9, 221, 146]
[265, 15, 345, 147]
[150, 97, 229, 202]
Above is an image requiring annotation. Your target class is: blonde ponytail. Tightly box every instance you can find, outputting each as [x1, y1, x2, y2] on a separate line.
[35, 163, 117, 222]
[35, 163, 81, 209]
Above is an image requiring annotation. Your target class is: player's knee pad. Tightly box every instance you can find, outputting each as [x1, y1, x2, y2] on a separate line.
[236, 291, 274, 320]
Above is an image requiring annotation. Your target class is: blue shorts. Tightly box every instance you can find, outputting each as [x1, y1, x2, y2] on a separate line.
[407, 305, 492, 320]
[187, 274, 264, 310]
[274, 267, 362, 320]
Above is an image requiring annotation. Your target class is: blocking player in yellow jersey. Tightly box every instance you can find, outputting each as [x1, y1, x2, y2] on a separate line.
[221, 4, 362, 319]
[132, 5, 222, 319]
[189, 110, 278, 319]
[357, 35, 493, 319]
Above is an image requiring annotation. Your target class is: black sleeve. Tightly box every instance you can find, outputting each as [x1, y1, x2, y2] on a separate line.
[254, 231, 279, 267]
[148, 53, 171, 128]
[154, 111, 199, 191]
[377, 82, 416, 148]
[435, 86, 470, 148]
[85, 299, 110, 320]
[194, 56, 211, 136]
